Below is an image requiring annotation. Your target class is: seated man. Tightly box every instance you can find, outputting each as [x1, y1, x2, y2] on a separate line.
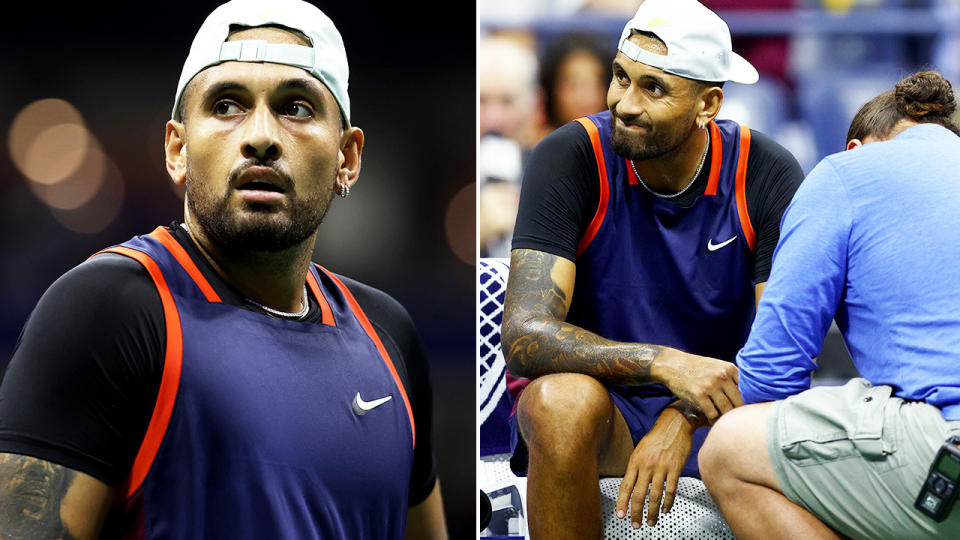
[699, 71, 960, 539]
[501, 0, 803, 537]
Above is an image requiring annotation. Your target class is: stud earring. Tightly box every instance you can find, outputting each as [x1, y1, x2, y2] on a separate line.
[337, 182, 350, 198]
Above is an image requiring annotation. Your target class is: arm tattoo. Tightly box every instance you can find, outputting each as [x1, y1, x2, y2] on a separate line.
[502, 249, 663, 385]
[0, 453, 78, 540]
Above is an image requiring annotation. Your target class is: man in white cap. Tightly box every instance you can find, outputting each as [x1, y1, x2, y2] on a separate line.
[501, 0, 804, 537]
[0, 1, 446, 538]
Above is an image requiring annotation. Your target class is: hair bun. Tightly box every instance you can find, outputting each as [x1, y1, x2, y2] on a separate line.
[895, 71, 956, 119]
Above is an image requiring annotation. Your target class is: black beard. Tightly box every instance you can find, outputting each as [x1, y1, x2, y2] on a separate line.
[609, 112, 695, 161]
[185, 170, 333, 253]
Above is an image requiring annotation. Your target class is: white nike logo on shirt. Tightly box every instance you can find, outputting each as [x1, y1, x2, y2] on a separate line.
[707, 236, 738, 251]
[352, 392, 393, 416]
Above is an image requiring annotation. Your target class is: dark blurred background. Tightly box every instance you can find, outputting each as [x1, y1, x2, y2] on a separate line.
[0, 1, 475, 535]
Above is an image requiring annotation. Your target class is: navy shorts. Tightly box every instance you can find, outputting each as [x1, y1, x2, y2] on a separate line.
[510, 383, 710, 478]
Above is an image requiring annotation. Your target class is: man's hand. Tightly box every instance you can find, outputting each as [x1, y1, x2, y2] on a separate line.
[615, 407, 695, 528]
[652, 350, 742, 422]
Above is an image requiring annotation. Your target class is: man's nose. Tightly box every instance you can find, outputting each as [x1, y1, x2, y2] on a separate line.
[615, 86, 646, 119]
[241, 103, 281, 161]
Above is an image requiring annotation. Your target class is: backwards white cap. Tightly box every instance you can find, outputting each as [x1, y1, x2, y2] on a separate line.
[618, 0, 758, 85]
[172, 0, 351, 126]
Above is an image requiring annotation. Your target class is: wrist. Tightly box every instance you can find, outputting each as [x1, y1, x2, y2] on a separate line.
[649, 347, 680, 385]
[666, 400, 709, 431]
[657, 405, 698, 435]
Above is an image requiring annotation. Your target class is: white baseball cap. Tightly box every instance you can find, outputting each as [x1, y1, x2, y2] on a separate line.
[618, 0, 758, 85]
[172, 0, 351, 126]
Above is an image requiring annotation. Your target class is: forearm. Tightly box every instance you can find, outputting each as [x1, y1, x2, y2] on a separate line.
[738, 360, 814, 404]
[502, 248, 681, 385]
[0, 453, 113, 540]
[503, 313, 676, 385]
[405, 482, 447, 540]
[737, 161, 850, 404]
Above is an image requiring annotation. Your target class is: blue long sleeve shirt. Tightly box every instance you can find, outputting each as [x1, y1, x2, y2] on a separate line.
[737, 124, 960, 420]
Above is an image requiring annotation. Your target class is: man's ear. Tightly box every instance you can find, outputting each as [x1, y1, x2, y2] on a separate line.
[846, 138, 863, 151]
[695, 85, 723, 128]
[337, 126, 364, 190]
[165, 120, 187, 185]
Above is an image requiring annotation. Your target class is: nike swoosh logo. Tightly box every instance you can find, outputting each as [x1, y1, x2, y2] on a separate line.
[352, 392, 393, 416]
[707, 236, 737, 251]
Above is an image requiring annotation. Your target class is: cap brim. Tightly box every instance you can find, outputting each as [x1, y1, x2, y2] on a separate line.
[728, 53, 759, 84]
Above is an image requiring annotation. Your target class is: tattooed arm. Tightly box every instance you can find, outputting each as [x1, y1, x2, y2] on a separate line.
[502, 248, 741, 421]
[0, 453, 113, 540]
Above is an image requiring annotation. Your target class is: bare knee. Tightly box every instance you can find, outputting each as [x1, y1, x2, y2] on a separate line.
[517, 373, 615, 456]
[699, 409, 743, 489]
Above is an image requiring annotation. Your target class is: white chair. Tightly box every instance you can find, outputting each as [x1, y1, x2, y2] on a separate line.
[478, 258, 734, 539]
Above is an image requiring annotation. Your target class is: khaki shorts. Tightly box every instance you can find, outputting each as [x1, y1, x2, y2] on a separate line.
[767, 378, 960, 539]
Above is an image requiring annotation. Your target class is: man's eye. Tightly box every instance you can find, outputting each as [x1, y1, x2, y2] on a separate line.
[283, 103, 313, 118]
[214, 101, 242, 115]
[615, 71, 629, 84]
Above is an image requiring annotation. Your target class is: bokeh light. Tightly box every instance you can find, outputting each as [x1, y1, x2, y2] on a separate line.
[26, 136, 105, 210]
[9, 98, 123, 233]
[49, 157, 125, 235]
[9, 99, 89, 185]
[444, 182, 475, 265]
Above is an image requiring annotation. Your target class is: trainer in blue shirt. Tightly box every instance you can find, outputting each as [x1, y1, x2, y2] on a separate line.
[698, 71, 960, 539]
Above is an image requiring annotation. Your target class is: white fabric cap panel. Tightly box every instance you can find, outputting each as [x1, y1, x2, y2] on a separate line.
[172, 0, 351, 125]
[617, 0, 758, 84]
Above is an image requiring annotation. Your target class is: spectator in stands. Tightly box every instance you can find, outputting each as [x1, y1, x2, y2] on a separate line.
[479, 36, 540, 257]
[538, 33, 612, 133]
[699, 71, 960, 539]
[479, 36, 540, 145]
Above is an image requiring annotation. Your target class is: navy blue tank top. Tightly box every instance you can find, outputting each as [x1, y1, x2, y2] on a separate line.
[97, 227, 415, 539]
[570, 112, 756, 374]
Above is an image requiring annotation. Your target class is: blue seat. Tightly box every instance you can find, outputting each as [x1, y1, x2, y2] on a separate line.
[717, 76, 790, 135]
[797, 69, 901, 159]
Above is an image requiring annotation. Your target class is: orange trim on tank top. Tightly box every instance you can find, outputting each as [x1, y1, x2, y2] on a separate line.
[94, 246, 184, 500]
[734, 127, 756, 251]
[704, 121, 724, 196]
[148, 227, 221, 302]
[305, 269, 336, 326]
[319, 265, 416, 449]
[574, 117, 610, 257]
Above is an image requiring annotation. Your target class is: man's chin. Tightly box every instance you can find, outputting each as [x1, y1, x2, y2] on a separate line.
[610, 127, 653, 161]
[196, 209, 311, 253]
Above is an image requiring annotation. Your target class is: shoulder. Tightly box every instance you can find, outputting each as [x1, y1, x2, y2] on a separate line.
[528, 120, 594, 166]
[522, 120, 600, 196]
[742, 128, 804, 196]
[746, 129, 803, 174]
[44, 253, 158, 314]
[333, 274, 419, 345]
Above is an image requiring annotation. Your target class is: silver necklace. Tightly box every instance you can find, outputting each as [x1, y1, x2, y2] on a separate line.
[180, 223, 310, 319]
[631, 129, 709, 200]
[246, 285, 310, 319]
